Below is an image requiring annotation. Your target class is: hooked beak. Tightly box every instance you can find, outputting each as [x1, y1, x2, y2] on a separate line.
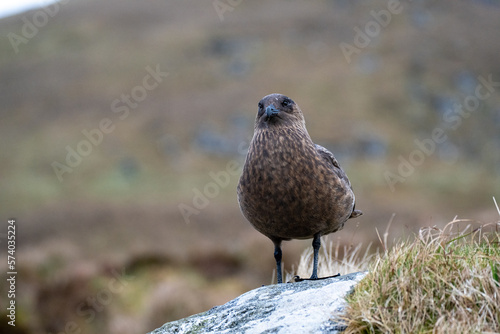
[265, 104, 279, 118]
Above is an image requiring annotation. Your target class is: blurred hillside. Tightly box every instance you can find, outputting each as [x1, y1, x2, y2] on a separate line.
[0, 0, 499, 333]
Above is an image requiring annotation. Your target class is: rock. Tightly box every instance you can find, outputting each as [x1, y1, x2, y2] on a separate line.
[148, 271, 367, 334]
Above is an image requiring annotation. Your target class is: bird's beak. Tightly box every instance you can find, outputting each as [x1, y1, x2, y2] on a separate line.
[265, 104, 280, 118]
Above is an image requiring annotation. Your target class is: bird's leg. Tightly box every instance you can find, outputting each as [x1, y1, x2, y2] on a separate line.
[310, 232, 321, 280]
[273, 240, 283, 284]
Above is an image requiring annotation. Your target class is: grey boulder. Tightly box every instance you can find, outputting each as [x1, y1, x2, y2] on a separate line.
[149, 271, 367, 334]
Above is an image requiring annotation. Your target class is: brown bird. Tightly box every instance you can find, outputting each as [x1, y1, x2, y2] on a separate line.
[237, 93, 362, 284]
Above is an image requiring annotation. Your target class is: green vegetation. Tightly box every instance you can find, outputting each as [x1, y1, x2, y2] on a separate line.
[344, 222, 500, 333]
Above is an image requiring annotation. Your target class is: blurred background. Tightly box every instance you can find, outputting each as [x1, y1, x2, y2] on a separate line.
[0, 0, 499, 333]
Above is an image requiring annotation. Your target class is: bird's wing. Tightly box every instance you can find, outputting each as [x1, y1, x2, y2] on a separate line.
[315, 144, 362, 218]
[314, 144, 352, 188]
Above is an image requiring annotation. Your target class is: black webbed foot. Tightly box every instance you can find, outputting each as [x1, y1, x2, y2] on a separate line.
[289, 273, 341, 283]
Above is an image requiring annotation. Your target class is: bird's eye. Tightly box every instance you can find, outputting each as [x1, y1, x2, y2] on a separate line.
[257, 102, 264, 117]
[281, 98, 292, 108]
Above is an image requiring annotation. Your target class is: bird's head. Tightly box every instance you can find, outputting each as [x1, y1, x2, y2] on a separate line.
[255, 93, 306, 129]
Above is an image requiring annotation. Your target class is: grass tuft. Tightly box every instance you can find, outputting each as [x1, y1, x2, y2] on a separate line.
[343, 220, 500, 334]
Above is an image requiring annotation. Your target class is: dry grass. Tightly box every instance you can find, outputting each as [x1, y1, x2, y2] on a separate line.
[285, 238, 375, 282]
[343, 220, 500, 334]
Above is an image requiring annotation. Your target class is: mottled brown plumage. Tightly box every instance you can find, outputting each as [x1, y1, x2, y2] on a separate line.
[237, 93, 362, 283]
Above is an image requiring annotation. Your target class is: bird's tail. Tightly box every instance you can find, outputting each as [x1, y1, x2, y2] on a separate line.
[349, 209, 363, 219]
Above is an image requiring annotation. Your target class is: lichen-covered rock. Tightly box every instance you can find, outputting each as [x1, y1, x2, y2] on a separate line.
[148, 271, 367, 334]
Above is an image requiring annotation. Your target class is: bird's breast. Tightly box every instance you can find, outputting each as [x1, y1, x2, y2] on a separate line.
[237, 127, 355, 239]
[242, 130, 341, 200]
[246, 129, 318, 183]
